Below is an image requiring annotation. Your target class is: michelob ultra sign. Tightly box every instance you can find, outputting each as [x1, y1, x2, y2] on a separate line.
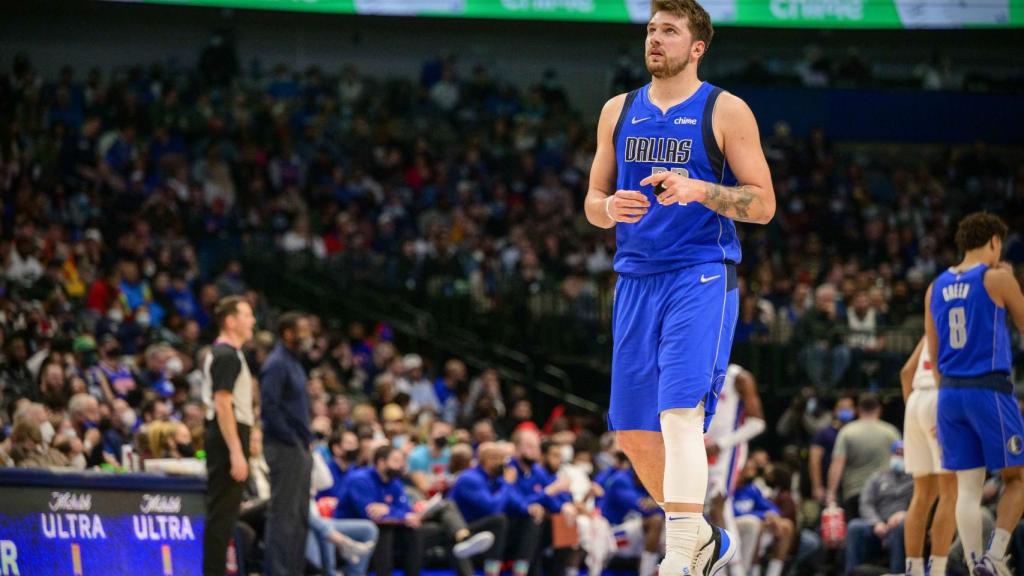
[0, 470, 204, 576]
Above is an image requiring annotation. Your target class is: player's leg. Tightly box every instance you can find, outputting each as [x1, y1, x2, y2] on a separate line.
[903, 388, 939, 576]
[903, 474, 938, 575]
[975, 390, 1024, 575]
[929, 473, 957, 576]
[923, 386, 957, 575]
[610, 274, 665, 502]
[659, 262, 739, 574]
[938, 387, 987, 571]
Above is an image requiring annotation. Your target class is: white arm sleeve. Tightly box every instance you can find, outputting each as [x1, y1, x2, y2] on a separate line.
[715, 417, 766, 450]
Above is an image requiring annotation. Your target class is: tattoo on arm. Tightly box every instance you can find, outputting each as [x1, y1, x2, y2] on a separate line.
[703, 182, 756, 221]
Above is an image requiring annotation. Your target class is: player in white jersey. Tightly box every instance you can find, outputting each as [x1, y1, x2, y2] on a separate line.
[901, 337, 956, 576]
[704, 364, 766, 576]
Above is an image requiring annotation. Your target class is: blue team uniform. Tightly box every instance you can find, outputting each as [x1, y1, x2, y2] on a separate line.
[609, 81, 740, 432]
[931, 264, 1023, 470]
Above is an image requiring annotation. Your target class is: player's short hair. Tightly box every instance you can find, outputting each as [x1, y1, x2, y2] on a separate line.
[651, 0, 714, 52]
[955, 212, 1008, 253]
[214, 295, 247, 329]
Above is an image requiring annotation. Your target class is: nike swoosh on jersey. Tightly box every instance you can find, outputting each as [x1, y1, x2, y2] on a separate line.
[700, 274, 722, 283]
[631, 116, 651, 124]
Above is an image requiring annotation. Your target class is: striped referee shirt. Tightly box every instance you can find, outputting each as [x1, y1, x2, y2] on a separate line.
[202, 343, 255, 426]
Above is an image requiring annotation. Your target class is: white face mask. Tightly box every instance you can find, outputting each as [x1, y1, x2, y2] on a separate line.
[578, 462, 593, 475]
[39, 421, 55, 446]
[165, 356, 184, 376]
[120, 410, 138, 430]
[108, 308, 124, 323]
[136, 313, 151, 327]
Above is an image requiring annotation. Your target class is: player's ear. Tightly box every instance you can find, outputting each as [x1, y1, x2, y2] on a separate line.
[691, 41, 705, 60]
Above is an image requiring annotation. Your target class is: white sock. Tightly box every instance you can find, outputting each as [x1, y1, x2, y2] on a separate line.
[907, 556, 925, 576]
[765, 558, 784, 576]
[728, 564, 744, 576]
[663, 512, 711, 561]
[751, 564, 762, 576]
[955, 468, 986, 567]
[640, 551, 659, 576]
[929, 555, 947, 575]
[989, 527, 1011, 559]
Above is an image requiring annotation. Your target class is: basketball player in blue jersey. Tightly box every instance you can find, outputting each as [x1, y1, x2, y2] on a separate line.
[925, 213, 1024, 576]
[583, 1, 775, 575]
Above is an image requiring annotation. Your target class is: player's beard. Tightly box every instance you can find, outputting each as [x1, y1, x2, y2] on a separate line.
[646, 49, 689, 79]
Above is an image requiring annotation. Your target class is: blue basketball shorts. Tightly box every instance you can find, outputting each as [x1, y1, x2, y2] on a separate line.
[609, 261, 738, 433]
[938, 380, 1024, 471]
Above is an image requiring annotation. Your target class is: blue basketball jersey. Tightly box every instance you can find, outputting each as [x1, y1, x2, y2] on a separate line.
[612, 81, 741, 275]
[930, 264, 1012, 378]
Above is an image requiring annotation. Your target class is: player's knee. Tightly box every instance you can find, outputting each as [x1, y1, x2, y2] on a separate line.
[616, 430, 661, 459]
[660, 406, 704, 433]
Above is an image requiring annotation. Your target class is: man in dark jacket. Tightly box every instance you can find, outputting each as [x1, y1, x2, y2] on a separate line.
[260, 311, 313, 576]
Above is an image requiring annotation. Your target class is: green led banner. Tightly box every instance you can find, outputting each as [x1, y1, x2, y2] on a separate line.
[113, 0, 1024, 28]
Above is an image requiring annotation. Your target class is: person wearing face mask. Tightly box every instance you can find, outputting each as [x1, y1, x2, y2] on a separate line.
[318, 430, 362, 504]
[408, 420, 454, 498]
[9, 419, 72, 468]
[259, 311, 314, 576]
[336, 445, 425, 576]
[826, 393, 901, 521]
[88, 334, 139, 404]
[450, 442, 522, 576]
[141, 343, 176, 399]
[809, 395, 856, 505]
[843, 441, 913, 575]
[100, 398, 137, 465]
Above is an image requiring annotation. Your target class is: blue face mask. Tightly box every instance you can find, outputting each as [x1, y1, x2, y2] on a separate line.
[837, 408, 855, 424]
[889, 456, 905, 474]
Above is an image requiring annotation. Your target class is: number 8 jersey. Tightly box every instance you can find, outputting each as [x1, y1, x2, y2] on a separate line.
[930, 264, 1012, 378]
[612, 82, 741, 275]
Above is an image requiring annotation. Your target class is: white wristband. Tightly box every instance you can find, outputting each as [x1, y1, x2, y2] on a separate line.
[605, 195, 616, 222]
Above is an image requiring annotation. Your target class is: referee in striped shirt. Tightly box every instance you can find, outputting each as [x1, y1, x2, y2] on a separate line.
[202, 296, 256, 576]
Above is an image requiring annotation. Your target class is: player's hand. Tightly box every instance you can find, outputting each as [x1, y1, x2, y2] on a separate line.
[995, 261, 1014, 273]
[605, 191, 650, 223]
[230, 449, 249, 482]
[640, 171, 706, 206]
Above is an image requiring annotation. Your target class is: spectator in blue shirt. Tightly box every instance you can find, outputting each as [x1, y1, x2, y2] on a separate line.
[733, 460, 795, 576]
[600, 453, 663, 576]
[503, 429, 569, 576]
[319, 430, 360, 504]
[452, 442, 535, 576]
[338, 445, 426, 576]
